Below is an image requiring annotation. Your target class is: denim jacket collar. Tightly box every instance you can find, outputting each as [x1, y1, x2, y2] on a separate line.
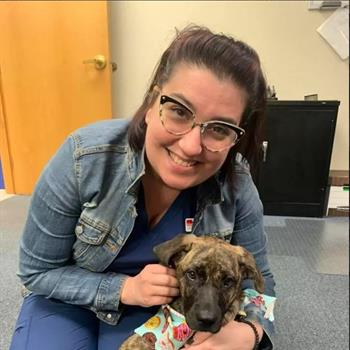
[126, 146, 146, 196]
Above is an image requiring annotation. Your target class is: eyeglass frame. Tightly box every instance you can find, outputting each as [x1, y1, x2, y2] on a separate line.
[159, 94, 245, 152]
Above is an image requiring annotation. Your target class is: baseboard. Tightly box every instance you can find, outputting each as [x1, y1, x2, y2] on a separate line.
[329, 170, 349, 186]
[327, 170, 349, 217]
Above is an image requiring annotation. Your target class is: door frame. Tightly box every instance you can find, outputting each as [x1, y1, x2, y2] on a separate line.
[0, 66, 15, 193]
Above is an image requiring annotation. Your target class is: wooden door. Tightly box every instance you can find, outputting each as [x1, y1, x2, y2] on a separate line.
[0, 1, 112, 194]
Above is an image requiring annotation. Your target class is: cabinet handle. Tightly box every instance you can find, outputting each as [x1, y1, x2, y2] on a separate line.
[262, 141, 268, 162]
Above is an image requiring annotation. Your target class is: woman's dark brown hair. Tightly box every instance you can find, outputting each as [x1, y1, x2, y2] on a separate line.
[128, 25, 267, 181]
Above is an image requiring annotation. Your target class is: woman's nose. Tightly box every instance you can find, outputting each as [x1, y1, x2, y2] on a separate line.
[178, 126, 203, 156]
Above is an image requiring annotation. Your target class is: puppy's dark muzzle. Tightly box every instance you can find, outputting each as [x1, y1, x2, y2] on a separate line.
[185, 285, 223, 333]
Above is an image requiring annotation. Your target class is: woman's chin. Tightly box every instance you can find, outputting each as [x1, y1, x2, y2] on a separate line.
[159, 174, 201, 192]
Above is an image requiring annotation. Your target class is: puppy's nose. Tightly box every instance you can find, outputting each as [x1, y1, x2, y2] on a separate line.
[196, 310, 218, 328]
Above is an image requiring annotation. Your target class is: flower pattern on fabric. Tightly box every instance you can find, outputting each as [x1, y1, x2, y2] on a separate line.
[134, 305, 194, 350]
[241, 289, 276, 322]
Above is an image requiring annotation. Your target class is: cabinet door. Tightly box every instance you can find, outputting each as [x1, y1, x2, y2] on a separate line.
[258, 103, 338, 217]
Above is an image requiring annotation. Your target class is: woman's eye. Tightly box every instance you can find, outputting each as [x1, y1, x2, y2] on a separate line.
[165, 102, 192, 120]
[212, 125, 229, 136]
[186, 270, 196, 281]
[172, 107, 187, 116]
[170, 107, 191, 119]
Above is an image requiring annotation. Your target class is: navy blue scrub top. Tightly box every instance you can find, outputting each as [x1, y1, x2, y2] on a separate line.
[103, 186, 197, 343]
[106, 185, 197, 276]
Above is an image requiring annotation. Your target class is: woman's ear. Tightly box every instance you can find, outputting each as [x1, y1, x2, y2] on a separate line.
[145, 108, 152, 125]
[153, 84, 160, 93]
[145, 86, 160, 125]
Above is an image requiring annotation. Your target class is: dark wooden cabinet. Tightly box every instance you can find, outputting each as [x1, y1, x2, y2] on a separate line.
[256, 100, 340, 217]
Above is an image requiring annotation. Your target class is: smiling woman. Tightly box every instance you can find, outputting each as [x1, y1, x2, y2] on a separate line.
[10, 25, 276, 350]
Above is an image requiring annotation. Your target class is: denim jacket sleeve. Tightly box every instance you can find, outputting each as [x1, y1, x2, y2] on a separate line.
[17, 135, 127, 324]
[230, 164, 276, 349]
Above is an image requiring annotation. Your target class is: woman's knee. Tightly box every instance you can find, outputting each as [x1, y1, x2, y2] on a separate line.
[10, 294, 98, 350]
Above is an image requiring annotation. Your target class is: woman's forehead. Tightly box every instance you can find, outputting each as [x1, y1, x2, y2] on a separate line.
[161, 64, 246, 123]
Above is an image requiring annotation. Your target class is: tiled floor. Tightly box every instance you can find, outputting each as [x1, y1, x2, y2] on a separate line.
[265, 215, 349, 275]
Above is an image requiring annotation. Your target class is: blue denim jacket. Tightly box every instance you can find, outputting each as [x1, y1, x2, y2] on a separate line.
[18, 119, 275, 347]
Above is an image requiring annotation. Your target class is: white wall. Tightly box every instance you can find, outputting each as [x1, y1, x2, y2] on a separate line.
[108, 1, 349, 170]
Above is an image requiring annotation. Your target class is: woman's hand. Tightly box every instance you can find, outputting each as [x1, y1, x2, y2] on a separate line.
[120, 264, 179, 307]
[184, 320, 263, 350]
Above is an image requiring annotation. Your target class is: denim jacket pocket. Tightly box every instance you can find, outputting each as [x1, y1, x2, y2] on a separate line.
[73, 215, 110, 263]
[75, 222, 109, 245]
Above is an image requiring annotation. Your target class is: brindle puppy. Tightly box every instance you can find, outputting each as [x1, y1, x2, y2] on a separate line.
[119, 234, 264, 350]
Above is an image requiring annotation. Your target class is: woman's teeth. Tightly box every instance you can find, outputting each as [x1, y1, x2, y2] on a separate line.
[169, 151, 196, 167]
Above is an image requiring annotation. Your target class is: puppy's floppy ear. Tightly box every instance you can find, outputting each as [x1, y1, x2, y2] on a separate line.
[232, 246, 265, 293]
[153, 234, 197, 267]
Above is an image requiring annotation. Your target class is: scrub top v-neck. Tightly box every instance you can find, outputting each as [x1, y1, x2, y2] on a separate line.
[106, 185, 197, 276]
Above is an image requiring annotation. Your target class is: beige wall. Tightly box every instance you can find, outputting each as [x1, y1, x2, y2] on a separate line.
[108, 1, 349, 170]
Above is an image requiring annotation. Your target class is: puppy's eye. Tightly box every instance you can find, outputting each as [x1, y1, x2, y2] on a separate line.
[186, 270, 196, 281]
[223, 277, 235, 288]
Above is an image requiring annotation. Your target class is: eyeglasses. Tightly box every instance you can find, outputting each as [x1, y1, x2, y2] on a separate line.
[159, 95, 245, 152]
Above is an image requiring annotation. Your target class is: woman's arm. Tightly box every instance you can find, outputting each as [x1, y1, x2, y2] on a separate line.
[230, 171, 276, 348]
[184, 320, 263, 350]
[18, 135, 128, 324]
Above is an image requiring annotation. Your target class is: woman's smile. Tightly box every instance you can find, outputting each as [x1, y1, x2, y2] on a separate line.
[167, 149, 198, 168]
